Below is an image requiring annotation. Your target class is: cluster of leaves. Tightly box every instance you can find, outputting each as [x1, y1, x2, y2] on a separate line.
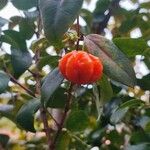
[0, 0, 149, 149]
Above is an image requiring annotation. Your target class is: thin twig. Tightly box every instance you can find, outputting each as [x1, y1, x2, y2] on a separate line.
[51, 83, 74, 149]
[40, 107, 52, 150]
[35, 1, 52, 149]
[3, 65, 35, 97]
[47, 111, 60, 128]
[67, 130, 91, 149]
[27, 69, 37, 77]
[10, 75, 35, 97]
[76, 16, 80, 50]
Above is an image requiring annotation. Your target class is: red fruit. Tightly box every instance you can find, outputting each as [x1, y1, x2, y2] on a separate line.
[59, 50, 103, 84]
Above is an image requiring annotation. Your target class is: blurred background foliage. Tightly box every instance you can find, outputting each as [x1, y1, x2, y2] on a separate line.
[0, 0, 149, 149]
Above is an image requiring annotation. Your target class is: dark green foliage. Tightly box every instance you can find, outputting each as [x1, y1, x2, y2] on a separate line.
[40, 0, 83, 47]
[0, 134, 9, 148]
[56, 131, 70, 150]
[11, 0, 37, 10]
[0, 0, 8, 10]
[84, 34, 136, 87]
[66, 110, 89, 132]
[46, 87, 67, 108]
[98, 74, 113, 103]
[0, 71, 10, 93]
[11, 47, 32, 78]
[16, 99, 41, 132]
[0, 0, 149, 149]
[113, 38, 148, 57]
[137, 74, 150, 90]
[41, 68, 64, 106]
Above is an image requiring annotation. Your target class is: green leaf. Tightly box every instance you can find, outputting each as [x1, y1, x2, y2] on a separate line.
[66, 110, 89, 132]
[56, 131, 70, 150]
[130, 131, 150, 143]
[101, 97, 121, 126]
[41, 68, 64, 106]
[0, 30, 26, 49]
[30, 38, 49, 52]
[113, 38, 147, 57]
[16, 99, 41, 132]
[119, 17, 137, 33]
[39, 0, 83, 47]
[0, 134, 9, 148]
[93, 84, 103, 120]
[46, 87, 67, 108]
[11, 0, 37, 10]
[68, 131, 91, 149]
[0, 71, 10, 94]
[80, 9, 93, 30]
[0, 30, 32, 77]
[143, 49, 150, 69]
[11, 47, 32, 78]
[94, 0, 110, 15]
[102, 97, 122, 118]
[9, 16, 35, 39]
[93, 0, 110, 19]
[39, 56, 60, 69]
[19, 18, 35, 40]
[105, 130, 124, 145]
[145, 122, 150, 132]
[98, 74, 113, 102]
[119, 99, 144, 109]
[137, 74, 150, 90]
[88, 128, 105, 145]
[84, 34, 136, 87]
[140, 2, 150, 9]
[0, 0, 8, 10]
[126, 143, 150, 150]
[9, 16, 22, 29]
[110, 107, 128, 124]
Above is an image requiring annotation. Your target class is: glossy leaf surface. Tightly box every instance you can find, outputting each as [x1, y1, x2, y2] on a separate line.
[84, 34, 136, 87]
[11, 0, 37, 10]
[66, 110, 89, 132]
[40, 0, 83, 46]
[16, 99, 41, 132]
[41, 68, 64, 106]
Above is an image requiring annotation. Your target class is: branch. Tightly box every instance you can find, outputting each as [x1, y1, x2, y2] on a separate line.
[76, 16, 80, 50]
[40, 107, 52, 149]
[34, 1, 52, 149]
[51, 83, 74, 149]
[47, 111, 60, 128]
[3, 65, 35, 97]
[10, 74, 35, 97]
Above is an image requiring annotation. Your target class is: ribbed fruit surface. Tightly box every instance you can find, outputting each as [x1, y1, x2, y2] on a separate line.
[59, 50, 103, 84]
